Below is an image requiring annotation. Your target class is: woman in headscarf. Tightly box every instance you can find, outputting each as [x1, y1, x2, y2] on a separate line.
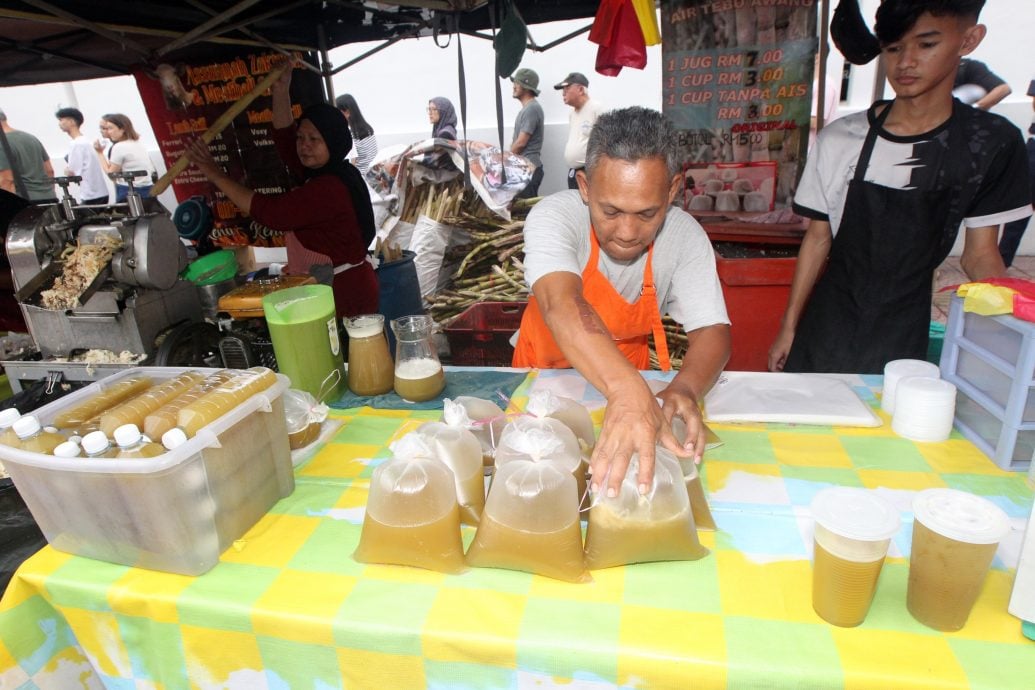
[428, 97, 458, 141]
[185, 63, 377, 320]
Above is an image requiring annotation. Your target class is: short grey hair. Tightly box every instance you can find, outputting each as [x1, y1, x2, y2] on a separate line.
[585, 107, 680, 178]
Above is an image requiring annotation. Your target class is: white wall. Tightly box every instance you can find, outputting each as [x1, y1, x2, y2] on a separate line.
[1, 6, 1032, 252]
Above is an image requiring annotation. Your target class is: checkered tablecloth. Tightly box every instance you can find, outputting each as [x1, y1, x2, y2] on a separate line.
[1, 370, 1033, 689]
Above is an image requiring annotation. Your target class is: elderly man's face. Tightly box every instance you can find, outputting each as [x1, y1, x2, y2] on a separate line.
[577, 156, 679, 262]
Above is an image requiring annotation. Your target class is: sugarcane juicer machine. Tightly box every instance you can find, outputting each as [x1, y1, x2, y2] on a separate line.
[5, 173, 202, 359]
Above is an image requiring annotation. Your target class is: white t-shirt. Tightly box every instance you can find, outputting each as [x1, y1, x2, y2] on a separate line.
[563, 98, 605, 169]
[794, 103, 1032, 237]
[67, 135, 109, 200]
[523, 190, 729, 333]
[108, 139, 156, 180]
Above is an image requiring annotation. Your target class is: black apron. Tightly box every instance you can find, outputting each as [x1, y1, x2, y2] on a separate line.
[785, 101, 964, 374]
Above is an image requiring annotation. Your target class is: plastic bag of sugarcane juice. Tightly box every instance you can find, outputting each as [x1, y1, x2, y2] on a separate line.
[443, 396, 507, 468]
[283, 388, 329, 451]
[353, 438, 466, 574]
[412, 421, 485, 526]
[526, 390, 595, 455]
[466, 460, 589, 583]
[494, 416, 587, 509]
[670, 415, 717, 531]
[584, 448, 708, 570]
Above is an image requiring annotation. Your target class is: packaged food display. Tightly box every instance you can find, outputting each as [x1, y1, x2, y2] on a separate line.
[0, 367, 293, 575]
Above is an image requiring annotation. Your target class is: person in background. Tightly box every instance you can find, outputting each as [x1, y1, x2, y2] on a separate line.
[512, 106, 730, 496]
[428, 97, 458, 141]
[555, 71, 604, 190]
[0, 107, 56, 203]
[509, 67, 545, 198]
[55, 107, 109, 204]
[999, 77, 1035, 267]
[769, 0, 1032, 375]
[92, 113, 156, 201]
[335, 94, 378, 176]
[185, 63, 377, 321]
[952, 57, 1011, 110]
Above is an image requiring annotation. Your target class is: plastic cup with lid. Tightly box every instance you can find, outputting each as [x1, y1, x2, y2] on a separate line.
[907, 488, 1011, 631]
[810, 486, 901, 627]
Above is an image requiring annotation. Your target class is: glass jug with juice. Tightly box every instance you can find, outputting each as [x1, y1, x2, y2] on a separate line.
[390, 315, 445, 402]
[344, 314, 394, 396]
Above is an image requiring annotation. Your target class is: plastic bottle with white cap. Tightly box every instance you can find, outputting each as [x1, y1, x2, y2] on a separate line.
[0, 408, 21, 447]
[81, 431, 118, 458]
[13, 415, 65, 454]
[113, 424, 164, 459]
[161, 427, 188, 451]
[53, 441, 81, 458]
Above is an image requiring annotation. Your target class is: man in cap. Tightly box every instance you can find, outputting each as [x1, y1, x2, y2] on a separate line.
[555, 72, 605, 190]
[509, 67, 545, 198]
[0, 107, 56, 203]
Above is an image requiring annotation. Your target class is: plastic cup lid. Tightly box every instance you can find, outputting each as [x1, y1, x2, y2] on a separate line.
[811, 486, 901, 541]
[884, 359, 940, 377]
[896, 376, 955, 398]
[912, 488, 1011, 544]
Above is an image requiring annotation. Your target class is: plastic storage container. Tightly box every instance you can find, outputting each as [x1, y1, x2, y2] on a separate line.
[940, 295, 1035, 471]
[443, 301, 527, 366]
[0, 367, 294, 575]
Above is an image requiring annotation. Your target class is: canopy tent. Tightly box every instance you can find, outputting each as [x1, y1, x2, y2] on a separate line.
[0, 0, 601, 88]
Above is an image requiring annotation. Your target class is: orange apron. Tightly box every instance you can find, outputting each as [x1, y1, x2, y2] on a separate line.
[512, 226, 671, 370]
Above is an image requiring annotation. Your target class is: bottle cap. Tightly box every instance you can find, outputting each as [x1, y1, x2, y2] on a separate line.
[53, 441, 81, 458]
[162, 427, 188, 450]
[12, 415, 42, 439]
[113, 424, 143, 448]
[81, 431, 112, 456]
[0, 407, 20, 428]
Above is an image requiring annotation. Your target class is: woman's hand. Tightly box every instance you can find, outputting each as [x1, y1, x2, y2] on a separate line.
[93, 139, 104, 153]
[183, 137, 221, 177]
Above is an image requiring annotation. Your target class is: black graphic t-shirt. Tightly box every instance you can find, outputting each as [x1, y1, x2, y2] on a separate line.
[794, 99, 1032, 238]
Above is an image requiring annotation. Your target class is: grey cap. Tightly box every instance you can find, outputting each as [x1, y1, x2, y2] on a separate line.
[510, 68, 540, 96]
[554, 72, 589, 89]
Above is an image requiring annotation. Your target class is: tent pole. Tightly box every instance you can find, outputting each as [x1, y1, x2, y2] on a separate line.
[156, 0, 262, 57]
[817, 0, 829, 132]
[318, 24, 334, 102]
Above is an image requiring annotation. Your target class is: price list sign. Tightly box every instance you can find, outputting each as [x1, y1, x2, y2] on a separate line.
[661, 0, 818, 209]
[135, 52, 321, 247]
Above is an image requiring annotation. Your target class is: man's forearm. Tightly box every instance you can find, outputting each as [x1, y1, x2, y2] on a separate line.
[542, 290, 649, 399]
[779, 221, 831, 331]
[975, 84, 1011, 110]
[669, 324, 730, 402]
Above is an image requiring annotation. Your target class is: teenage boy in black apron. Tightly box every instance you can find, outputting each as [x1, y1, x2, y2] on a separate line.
[770, 0, 1032, 374]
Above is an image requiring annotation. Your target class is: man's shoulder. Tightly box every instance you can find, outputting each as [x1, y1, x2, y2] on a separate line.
[655, 206, 708, 250]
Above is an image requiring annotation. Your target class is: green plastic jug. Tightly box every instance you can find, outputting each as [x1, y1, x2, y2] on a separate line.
[263, 285, 346, 402]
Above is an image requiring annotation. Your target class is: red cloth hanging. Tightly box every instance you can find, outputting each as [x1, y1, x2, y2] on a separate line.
[592, 0, 647, 76]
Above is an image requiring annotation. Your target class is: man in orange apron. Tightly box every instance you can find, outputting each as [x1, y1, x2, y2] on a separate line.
[512, 107, 730, 498]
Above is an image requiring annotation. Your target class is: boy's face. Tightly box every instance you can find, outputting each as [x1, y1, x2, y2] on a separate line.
[881, 12, 985, 102]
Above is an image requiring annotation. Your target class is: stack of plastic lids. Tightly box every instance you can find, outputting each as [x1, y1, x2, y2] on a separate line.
[882, 359, 940, 415]
[891, 377, 957, 442]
